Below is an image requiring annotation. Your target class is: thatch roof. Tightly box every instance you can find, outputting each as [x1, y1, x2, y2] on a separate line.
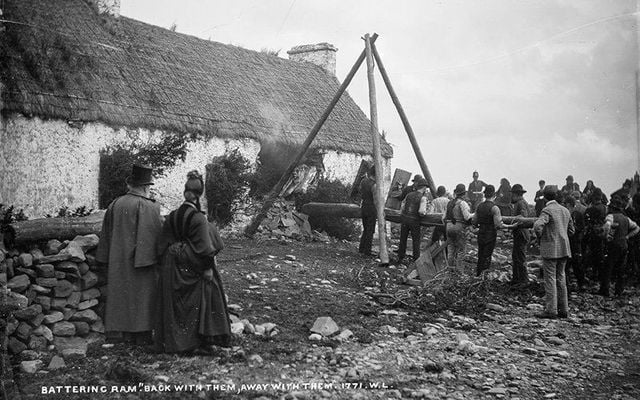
[0, 0, 393, 157]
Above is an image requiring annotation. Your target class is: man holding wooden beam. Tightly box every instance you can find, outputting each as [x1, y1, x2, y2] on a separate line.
[446, 184, 474, 270]
[510, 184, 532, 285]
[397, 177, 430, 264]
[358, 166, 377, 257]
[473, 185, 520, 276]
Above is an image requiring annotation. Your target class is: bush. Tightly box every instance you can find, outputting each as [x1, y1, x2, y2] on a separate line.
[46, 206, 94, 218]
[99, 147, 134, 208]
[205, 149, 251, 227]
[0, 204, 28, 236]
[99, 134, 190, 208]
[294, 178, 359, 240]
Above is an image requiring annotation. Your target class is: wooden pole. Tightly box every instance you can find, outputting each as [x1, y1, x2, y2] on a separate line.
[244, 34, 379, 236]
[636, 71, 639, 173]
[364, 33, 389, 265]
[370, 43, 437, 197]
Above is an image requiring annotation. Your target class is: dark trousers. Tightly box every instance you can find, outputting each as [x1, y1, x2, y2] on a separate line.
[568, 233, 586, 288]
[430, 225, 446, 244]
[398, 222, 422, 261]
[601, 243, 627, 296]
[511, 229, 529, 283]
[585, 235, 605, 280]
[477, 228, 497, 275]
[627, 237, 640, 284]
[359, 214, 376, 255]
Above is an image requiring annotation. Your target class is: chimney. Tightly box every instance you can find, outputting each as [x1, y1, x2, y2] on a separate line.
[287, 43, 337, 75]
[87, 0, 120, 18]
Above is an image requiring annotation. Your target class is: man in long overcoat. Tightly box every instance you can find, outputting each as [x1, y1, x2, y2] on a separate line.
[96, 164, 163, 344]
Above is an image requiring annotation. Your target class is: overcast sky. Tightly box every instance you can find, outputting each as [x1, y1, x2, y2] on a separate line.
[122, 0, 638, 200]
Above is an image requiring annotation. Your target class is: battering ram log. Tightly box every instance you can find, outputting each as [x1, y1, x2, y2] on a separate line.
[300, 202, 536, 228]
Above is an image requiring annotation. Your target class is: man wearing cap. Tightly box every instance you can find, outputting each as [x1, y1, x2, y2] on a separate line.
[510, 184, 531, 285]
[533, 186, 575, 319]
[358, 166, 377, 257]
[445, 184, 473, 269]
[472, 185, 520, 276]
[600, 195, 639, 297]
[467, 171, 487, 213]
[397, 177, 430, 264]
[534, 180, 546, 217]
[96, 164, 163, 344]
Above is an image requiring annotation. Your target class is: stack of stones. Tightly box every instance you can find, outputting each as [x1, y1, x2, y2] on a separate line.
[1, 234, 106, 372]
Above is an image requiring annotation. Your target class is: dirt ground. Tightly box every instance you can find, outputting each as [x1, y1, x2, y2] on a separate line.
[11, 231, 640, 400]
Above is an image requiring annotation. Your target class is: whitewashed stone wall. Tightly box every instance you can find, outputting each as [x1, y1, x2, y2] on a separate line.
[0, 115, 110, 217]
[0, 114, 389, 226]
[322, 150, 392, 194]
[0, 114, 259, 218]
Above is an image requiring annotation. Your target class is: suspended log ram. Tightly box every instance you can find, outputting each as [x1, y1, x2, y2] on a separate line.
[300, 202, 537, 228]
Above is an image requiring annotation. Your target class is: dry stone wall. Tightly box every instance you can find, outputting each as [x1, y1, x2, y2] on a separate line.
[1, 233, 105, 375]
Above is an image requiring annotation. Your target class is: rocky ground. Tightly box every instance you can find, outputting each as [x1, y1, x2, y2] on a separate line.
[12, 231, 640, 400]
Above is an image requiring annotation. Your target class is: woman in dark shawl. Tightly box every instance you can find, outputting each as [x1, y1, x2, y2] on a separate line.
[155, 171, 231, 353]
[495, 178, 513, 215]
[583, 180, 595, 204]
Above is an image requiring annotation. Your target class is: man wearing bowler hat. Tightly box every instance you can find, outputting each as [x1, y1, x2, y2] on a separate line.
[97, 164, 163, 344]
[472, 185, 519, 276]
[397, 177, 430, 264]
[397, 174, 432, 202]
[510, 184, 531, 285]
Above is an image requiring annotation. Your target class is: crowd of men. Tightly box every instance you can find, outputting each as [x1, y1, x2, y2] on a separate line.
[358, 169, 640, 319]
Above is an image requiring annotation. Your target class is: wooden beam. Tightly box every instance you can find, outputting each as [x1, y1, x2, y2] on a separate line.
[365, 33, 389, 265]
[300, 202, 537, 228]
[370, 42, 437, 197]
[301, 202, 362, 219]
[7, 211, 106, 244]
[244, 34, 379, 237]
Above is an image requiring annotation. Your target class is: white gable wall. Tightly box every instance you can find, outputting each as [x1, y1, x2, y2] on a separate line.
[322, 150, 392, 194]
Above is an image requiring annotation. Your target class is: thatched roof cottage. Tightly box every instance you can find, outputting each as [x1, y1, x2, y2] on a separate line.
[0, 0, 393, 217]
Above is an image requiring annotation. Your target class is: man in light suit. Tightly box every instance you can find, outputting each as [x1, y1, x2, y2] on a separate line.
[533, 185, 575, 319]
